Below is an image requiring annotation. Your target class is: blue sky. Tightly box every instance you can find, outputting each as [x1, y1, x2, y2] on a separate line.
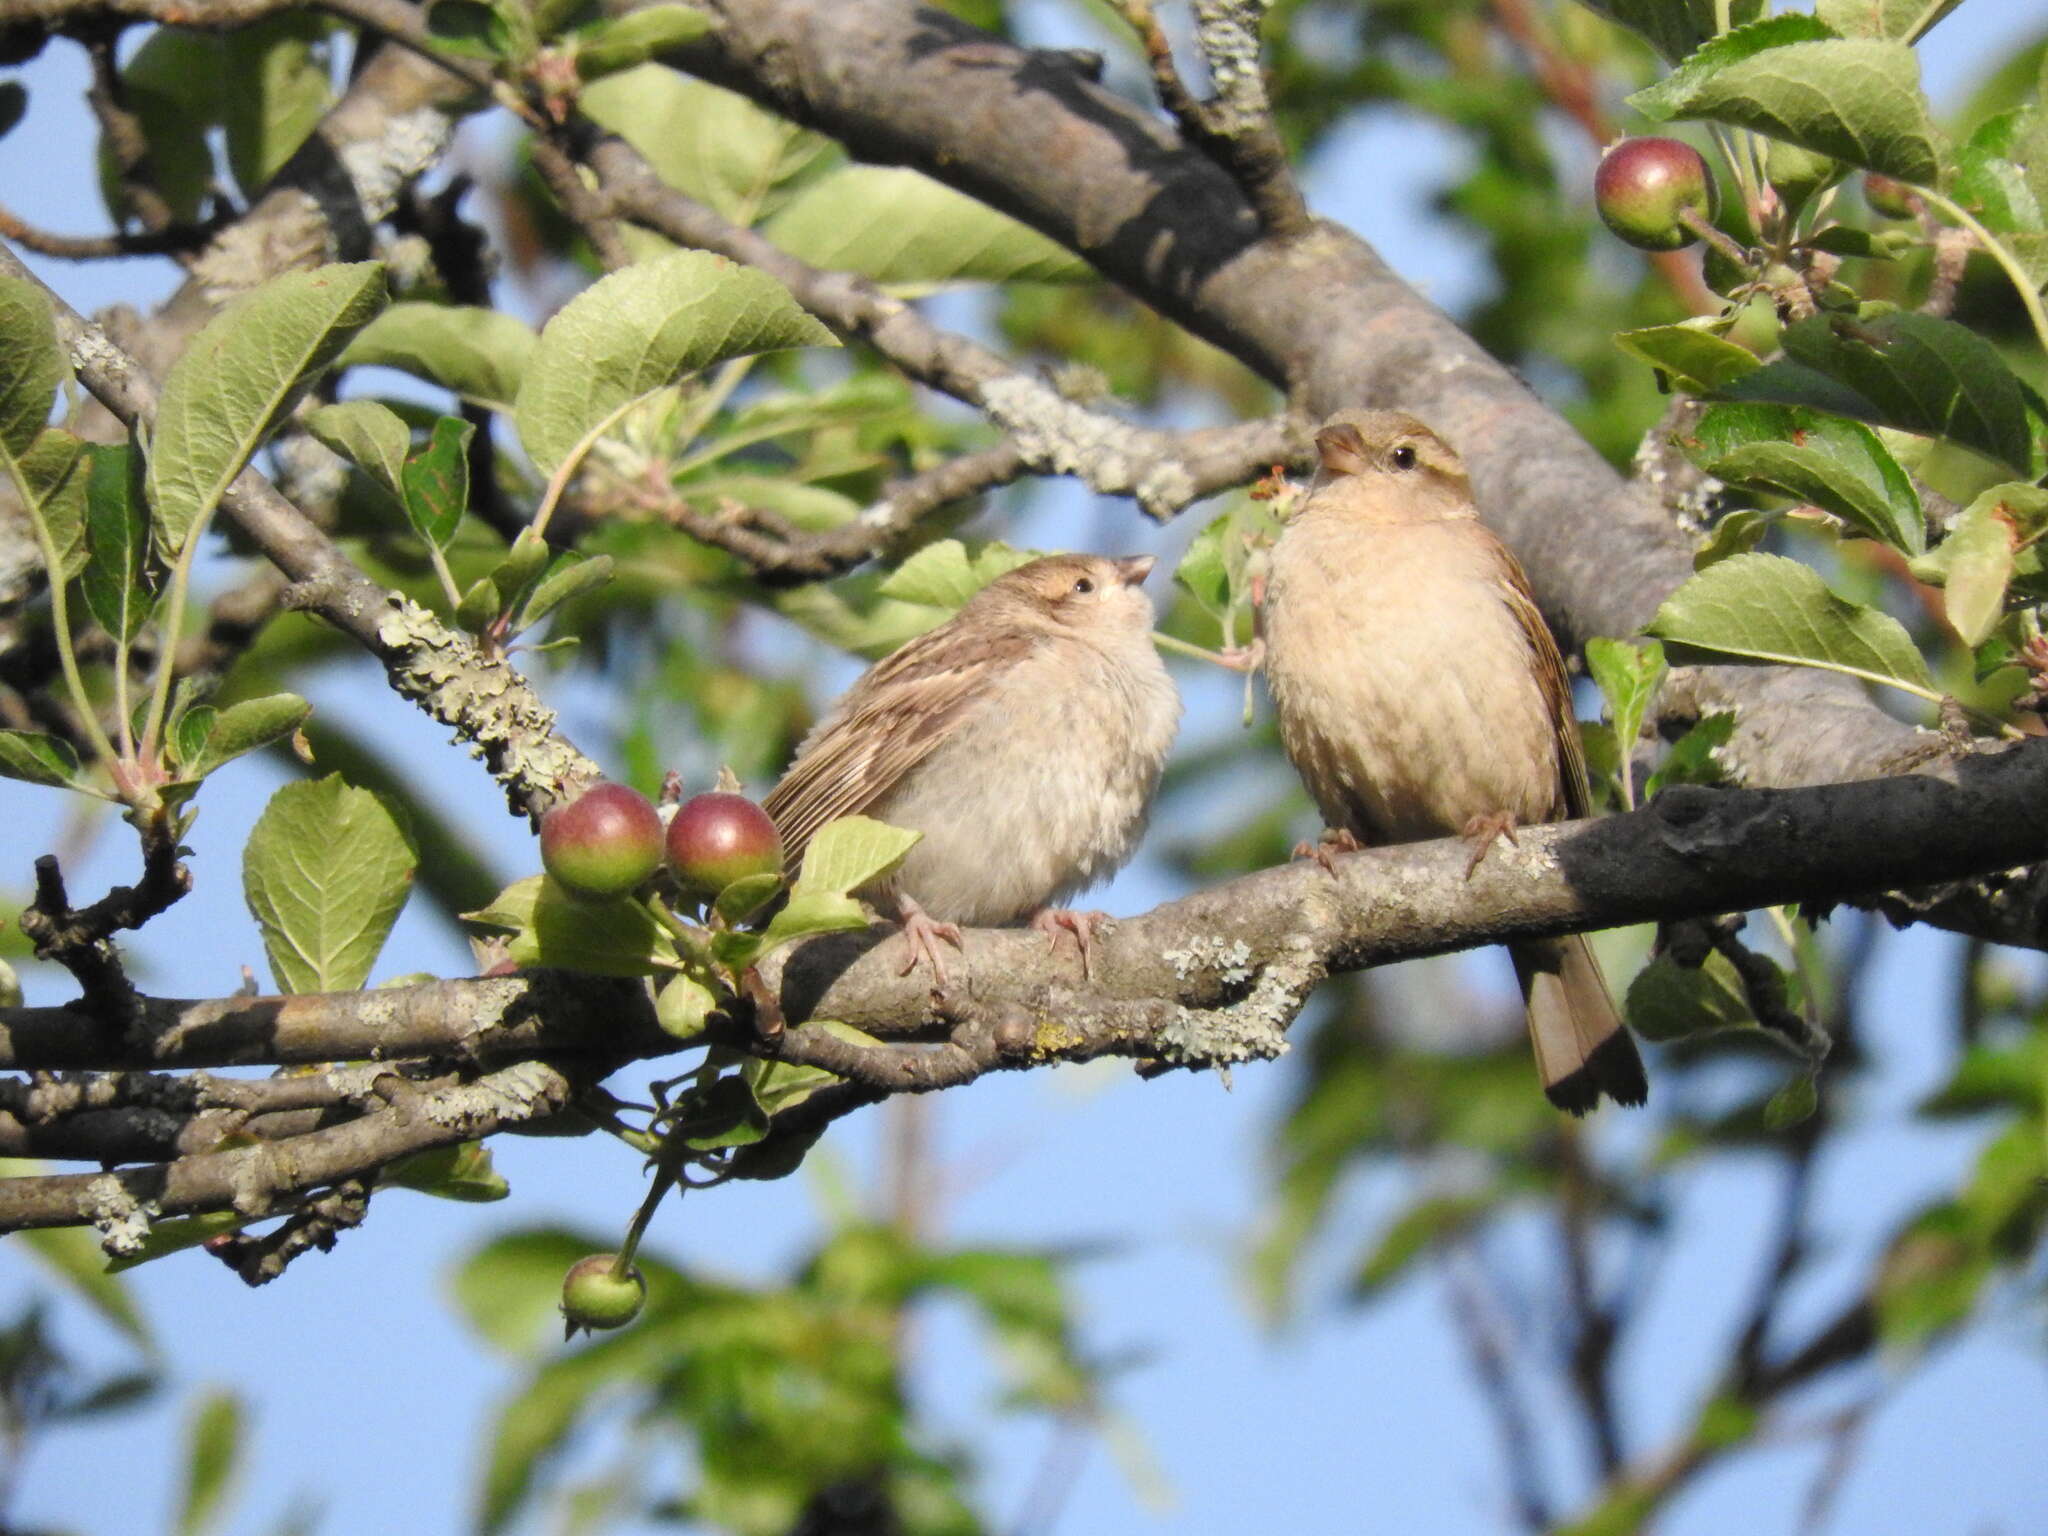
[4, 6, 2048, 1535]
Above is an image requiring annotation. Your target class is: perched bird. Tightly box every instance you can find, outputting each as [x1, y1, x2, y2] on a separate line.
[1261, 409, 1648, 1114]
[763, 552, 1181, 986]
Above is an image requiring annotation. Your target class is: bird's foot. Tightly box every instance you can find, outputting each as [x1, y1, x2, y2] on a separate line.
[1460, 811, 1520, 879]
[895, 895, 964, 989]
[1291, 826, 1362, 875]
[1215, 637, 1265, 674]
[1030, 907, 1109, 980]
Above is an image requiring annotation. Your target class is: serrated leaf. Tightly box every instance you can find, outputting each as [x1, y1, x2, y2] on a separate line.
[793, 815, 922, 899]
[1694, 507, 1774, 569]
[11, 429, 91, 580]
[381, 1140, 509, 1202]
[0, 275, 63, 459]
[713, 870, 783, 923]
[513, 250, 835, 476]
[743, 1039, 862, 1116]
[1814, 0, 1962, 42]
[1573, 0, 1763, 64]
[1952, 106, 2046, 242]
[303, 398, 410, 508]
[1721, 312, 2037, 475]
[1626, 949, 1757, 1040]
[874, 538, 1036, 611]
[510, 551, 613, 633]
[465, 874, 672, 977]
[581, 65, 830, 226]
[221, 13, 333, 195]
[1585, 637, 1665, 806]
[754, 888, 870, 956]
[1683, 401, 1923, 552]
[1646, 551, 1933, 699]
[82, 443, 156, 643]
[1613, 322, 1762, 395]
[243, 775, 417, 993]
[1634, 29, 1943, 185]
[402, 415, 472, 549]
[171, 704, 216, 772]
[455, 574, 501, 634]
[175, 1388, 243, 1536]
[340, 303, 537, 413]
[150, 263, 388, 556]
[763, 166, 1089, 285]
[0, 729, 83, 788]
[1645, 711, 1735, 796]
[189, 692, 314, 777]
[572, 4, 712, 78]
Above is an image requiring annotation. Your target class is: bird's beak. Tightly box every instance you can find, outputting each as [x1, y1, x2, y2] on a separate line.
[1316, 423, 1370, 478]
[1114, 555, 1156, 587]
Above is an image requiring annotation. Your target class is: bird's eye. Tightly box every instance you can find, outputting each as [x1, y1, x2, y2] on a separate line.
[1072, 577, 1095, 595]
[1390, 444, 1418, 470]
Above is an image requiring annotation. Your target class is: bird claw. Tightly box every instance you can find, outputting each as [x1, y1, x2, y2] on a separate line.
[1030, 907, 1108, 980]
[1461, 811, 1520, 879]
[1216, 638, 1265, 675]
[896, 897, 964, 988]
[1292, 827, 1361, 875]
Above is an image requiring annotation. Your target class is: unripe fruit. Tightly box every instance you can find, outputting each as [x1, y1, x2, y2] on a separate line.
[540, 782, 663, 899]
[1863, 173, 1916, 220]
[561, 1254, 645, 1335]
[1595, 137, 1718, 251]
[665, 791, 783, 900]
[1764, 139, 1841, 215]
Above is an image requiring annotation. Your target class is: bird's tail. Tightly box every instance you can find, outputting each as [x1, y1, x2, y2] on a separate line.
[1509, 935, 1648, 1115]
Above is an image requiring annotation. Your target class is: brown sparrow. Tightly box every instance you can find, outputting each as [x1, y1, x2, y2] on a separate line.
[1261, 409, 1648, 1113]
[763, 552, 1181, 985]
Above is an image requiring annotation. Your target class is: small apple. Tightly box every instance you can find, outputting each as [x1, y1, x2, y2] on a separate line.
[1862, 173, 1917, 220]
[561, 1254, 645, 1336]
[1595, 137, 1718, 251]
[539, 782, 663, 899]
[665, 791, 784, 900]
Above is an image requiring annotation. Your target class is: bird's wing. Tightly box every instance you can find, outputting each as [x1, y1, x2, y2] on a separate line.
[762, 616, 1040, 869]
[1492, 543, 1592, 821]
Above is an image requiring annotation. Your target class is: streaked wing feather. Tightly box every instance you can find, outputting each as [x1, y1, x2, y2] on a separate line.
[762, 618, 1039, 868]
[1493, 545, 1590, 820]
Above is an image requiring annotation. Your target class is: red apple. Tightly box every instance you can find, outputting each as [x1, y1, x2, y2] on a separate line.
[539, 781, 663, 899]
[1595, 137, 1718, 251]
[665, 791, 784, 900]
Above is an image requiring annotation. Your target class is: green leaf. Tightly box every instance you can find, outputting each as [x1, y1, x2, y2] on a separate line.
[175, 1388, 243, 1536]
[1952, 108, 2046, 244]
[655, 971, 718, 1040]
[1645, 711, 1734, 796]
[1626, 949, 1757, 1041]
[793, 815, 922, 899]
[81, 443, 156, 644]
[303, 398, 410, 507]
[454, 574, 501, 634]
[1683, 402, 1924, 553]
[1763, 1072, 1818, 1129]
[1876, 1204, 1989, 1348]
[0, 275, 63, 459]
[571, 3, 712, 79]
[1351, 1193, 1496, 1299]
[243, 775, 418, 993]
[1814, 0, 1963, 42]
[1633, 29, 1943, 184]
[1909, 483, 2047, 646]
[401, 415, 473, 549]
[713, 870, 783, 924]
[0, 729, 82, 789]
[17, 1225, 151, 1347]
[465, 874, 672, 977]
[9, 429, 91, 580]
[98, 29, 221, 224]
[1613, 322, 1763, 395]
[381, 1140, 509, 1202]
[580, 66, 830, 226]
[1723, 313, 2037, 476]
[453, 1227, 618, 1355]
[512, 249, 835, 476]
[763, 166, 1090, 285]
[508, 550, 613, 633]
[1626, 14, 1834, 122]
[743, 1042, 860, 1116]
[1646, 552, 1933, 699]
[149, 262, 388, 556]
[424, 0, 536, 60]
[874, 537, 1037, 611]
[1585, 637, 1665, 805]
[340, 302, 537, 413]
[186, 692, 313, 778]
[675, 1073, 768, 1149]
[754, 889, 870, 956]
[1693, 507, 1773, 569]
[103, 1210, 254, 1272]
[1573, 0, 1763, 64]
[221, 13, 333, 195]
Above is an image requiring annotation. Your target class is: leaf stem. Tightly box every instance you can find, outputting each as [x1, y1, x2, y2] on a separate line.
[138, 515, 211, 765]
[527, 394, 645, 543]
[1914, 188, 2048, 360]
[18, 486, 120, 771]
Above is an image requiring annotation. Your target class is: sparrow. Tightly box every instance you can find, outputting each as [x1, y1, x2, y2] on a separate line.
[1261, 409, 1648, 1114]
[763, 552, 1181, 986]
